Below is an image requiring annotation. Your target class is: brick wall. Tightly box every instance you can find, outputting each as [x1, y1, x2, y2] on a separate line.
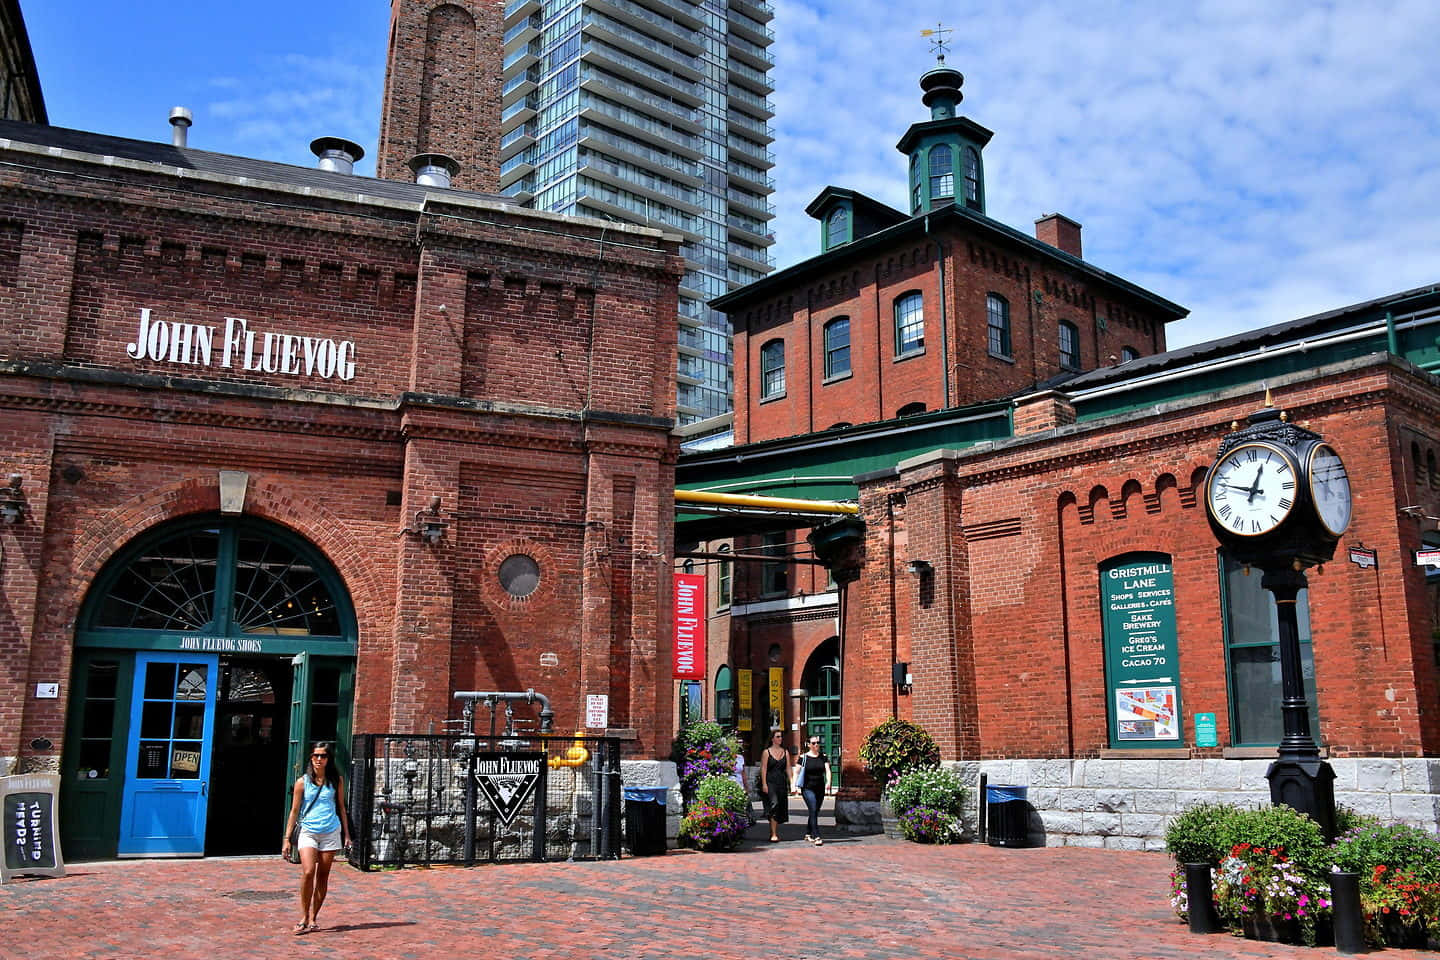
[731, 220, 1173, 444]
[849, 359, 1440, 792]
[0, 131, 682, 770]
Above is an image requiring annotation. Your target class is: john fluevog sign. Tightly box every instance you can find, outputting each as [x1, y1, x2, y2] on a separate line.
[473, 752, 544, 827]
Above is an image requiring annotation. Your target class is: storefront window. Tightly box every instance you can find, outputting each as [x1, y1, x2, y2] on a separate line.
[1220, 551, 1319, 745]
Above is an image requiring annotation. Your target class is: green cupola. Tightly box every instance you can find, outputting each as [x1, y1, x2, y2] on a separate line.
[896, 55, 994, 216]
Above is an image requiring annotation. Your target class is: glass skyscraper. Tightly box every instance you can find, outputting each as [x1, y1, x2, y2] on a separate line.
[498, 0, 775, 426]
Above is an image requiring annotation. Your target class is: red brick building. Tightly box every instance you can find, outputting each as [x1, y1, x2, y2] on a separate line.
[681, 62, 1440, 841]
[0, 117, 682, 858]
[722, 60, 1186, 446]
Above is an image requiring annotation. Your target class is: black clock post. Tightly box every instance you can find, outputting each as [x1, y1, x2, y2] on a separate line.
[1204, 406, 1352, 841]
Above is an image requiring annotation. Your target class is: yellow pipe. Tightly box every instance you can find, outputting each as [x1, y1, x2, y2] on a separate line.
[676, 489, 859, 514]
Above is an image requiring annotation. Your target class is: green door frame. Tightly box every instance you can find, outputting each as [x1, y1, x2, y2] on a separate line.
[803, 639, 842, 788]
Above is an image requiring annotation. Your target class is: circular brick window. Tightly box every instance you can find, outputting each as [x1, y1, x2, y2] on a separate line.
[498, 554, 540, 599]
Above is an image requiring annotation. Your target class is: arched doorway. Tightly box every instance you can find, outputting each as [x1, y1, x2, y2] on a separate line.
[801, 637, 841, 786]
[61, 515, 357, 859]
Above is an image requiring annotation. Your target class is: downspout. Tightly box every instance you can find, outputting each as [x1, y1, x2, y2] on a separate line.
[925, 215, 951, 410]
[806, 290, 815, 433]
[874, 262, 884, 421]
[889, 492, 900, 717]
[1026, 266, 1039, 383]
[1056, 497, 1075, 757]
[1386, 311, 1398, 355]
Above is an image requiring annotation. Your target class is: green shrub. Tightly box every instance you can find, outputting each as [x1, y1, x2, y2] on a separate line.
[858, 718, 939, 791]
[887, 766, 967, 817]
[1216, 804, 1327, 872]
[1332, 803, 1377, 837]
[898, 805, 960, 844]
[1164, 801, 1241, 865]
[693, 774, 749, 815]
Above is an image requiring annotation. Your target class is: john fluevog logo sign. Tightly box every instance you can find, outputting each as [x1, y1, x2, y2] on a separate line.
[474, 752, 543, 827]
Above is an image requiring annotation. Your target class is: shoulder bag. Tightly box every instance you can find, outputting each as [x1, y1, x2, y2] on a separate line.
[285, 779, 325, 864]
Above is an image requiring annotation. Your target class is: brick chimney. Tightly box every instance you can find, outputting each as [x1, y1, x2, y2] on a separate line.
[376, 0, 504, 192]
[1035, 213, 1082, 259]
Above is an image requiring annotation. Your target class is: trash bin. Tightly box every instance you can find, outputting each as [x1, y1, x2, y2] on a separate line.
[985, 784, 1029, 847]
[623, 786, 667, 856]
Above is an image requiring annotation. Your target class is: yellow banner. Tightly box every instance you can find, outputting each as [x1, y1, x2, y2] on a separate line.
[769, 667, 784, 728]
[737, 669, 753, 731]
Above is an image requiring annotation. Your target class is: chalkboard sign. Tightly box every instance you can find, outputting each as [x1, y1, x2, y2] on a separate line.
[1, 774, 65, 881]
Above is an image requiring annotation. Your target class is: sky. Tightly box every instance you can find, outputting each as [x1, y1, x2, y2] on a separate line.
[20, 1, 1440, 349]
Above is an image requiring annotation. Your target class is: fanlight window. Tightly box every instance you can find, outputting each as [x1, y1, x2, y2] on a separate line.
[93, 525, 342, 637]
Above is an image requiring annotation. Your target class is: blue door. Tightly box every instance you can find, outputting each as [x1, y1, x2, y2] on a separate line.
[117, 653, 219, 856]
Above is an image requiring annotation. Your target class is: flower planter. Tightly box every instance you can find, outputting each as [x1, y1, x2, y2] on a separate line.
[1378, 913, 1428, 949]
[880, 798, 904, 840]
[1242, 914, 1301, 944]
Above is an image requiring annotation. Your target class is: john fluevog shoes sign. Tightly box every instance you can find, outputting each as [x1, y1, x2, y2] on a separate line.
[474, 753, 544, 827]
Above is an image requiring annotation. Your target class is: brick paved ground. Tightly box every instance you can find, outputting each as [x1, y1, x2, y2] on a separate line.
[2, 829, 1433, 960]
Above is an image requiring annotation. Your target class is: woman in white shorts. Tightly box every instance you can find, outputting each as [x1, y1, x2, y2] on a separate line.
[281, 741, 352, 934]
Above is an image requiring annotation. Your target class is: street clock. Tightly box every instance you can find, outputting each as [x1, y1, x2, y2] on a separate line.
[1204, 408, 1352, 569]
[1203, 403, 1348, 842]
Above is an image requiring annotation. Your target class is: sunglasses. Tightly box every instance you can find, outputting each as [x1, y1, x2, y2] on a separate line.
[311, 753, 329, 759]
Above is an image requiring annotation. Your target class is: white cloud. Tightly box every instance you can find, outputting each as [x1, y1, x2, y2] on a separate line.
[769, 0, 1440, 347]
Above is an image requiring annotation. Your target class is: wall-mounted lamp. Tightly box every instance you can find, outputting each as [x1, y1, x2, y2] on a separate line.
[403, 494, 449, 545]
[0, 474, 25, 524]
[905, 559, 932, 576]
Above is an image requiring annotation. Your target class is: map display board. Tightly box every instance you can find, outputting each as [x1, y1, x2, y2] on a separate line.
[1100, 553, 1184, 748]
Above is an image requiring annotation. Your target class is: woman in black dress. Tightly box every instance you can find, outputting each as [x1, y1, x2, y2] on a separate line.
[759, 729, 790, 842]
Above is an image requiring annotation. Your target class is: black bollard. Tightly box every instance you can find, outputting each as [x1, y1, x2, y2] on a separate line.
[1330, 871, 1365, 954]
[1185, 862, 1222, 935]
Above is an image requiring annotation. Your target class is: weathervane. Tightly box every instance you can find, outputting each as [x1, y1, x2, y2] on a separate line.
[921, 23, 952, 62]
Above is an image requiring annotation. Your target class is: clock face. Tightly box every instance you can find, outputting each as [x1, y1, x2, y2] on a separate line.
[1206, 442, 1298, 537]
[1308, 443, 1352, 536]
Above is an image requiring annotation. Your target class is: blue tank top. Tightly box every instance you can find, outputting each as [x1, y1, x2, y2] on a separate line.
[300, 778, 341, 834]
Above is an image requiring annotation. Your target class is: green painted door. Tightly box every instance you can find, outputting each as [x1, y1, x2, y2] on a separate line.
[805, 646, 841, 788]
[59, 652, 135, 860]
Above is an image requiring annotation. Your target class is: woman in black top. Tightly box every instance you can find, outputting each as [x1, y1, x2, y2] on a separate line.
[795, 734, 830, 844]
[758, 729, 791, 842]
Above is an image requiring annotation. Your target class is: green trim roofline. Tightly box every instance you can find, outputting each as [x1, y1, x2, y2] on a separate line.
[679, 284, 1440, 534]
[711, 201, 1189, 321]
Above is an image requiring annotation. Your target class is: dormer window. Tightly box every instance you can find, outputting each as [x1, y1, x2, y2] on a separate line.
[929, 145, 953, 201]
[826, 206, 849, 250]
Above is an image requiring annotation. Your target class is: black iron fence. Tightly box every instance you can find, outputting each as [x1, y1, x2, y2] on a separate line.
[348, 733, 623, 869]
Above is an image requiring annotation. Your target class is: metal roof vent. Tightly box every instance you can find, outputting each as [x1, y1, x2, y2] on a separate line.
[310, 137, 365, 175]
[169, 107, 193, 148]
[408, 153, 460, 189]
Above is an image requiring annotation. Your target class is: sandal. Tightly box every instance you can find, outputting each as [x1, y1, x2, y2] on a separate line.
[292, 922, 310, 936]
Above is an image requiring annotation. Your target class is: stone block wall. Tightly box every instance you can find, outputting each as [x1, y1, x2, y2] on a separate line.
[971, 757, 1440, 849]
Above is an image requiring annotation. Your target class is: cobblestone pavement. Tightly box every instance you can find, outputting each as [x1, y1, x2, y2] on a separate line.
[2, 830, 1432, 960]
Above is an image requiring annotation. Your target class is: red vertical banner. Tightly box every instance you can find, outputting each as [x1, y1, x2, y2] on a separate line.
[672, 572, 706, 679]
